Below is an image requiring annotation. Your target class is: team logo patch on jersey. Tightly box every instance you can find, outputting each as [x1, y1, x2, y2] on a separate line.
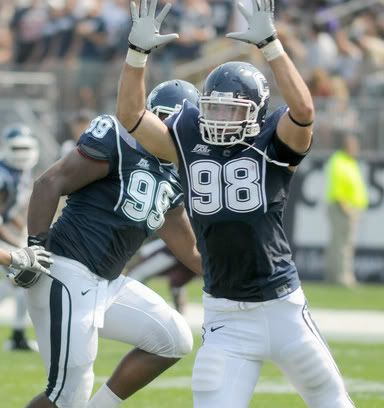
[137, 158, 150, 169]
[191, 144, 211, 156]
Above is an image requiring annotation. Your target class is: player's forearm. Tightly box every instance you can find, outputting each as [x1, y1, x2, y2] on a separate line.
[0, 248, 11, 266]
[168, 245, 202, 275]
[116, 61, 146, 131]
[268, 54, 314, 123]
[183, 248, 203, 275]
[0, 226, 21, 247]
[28, 176, 61, 236]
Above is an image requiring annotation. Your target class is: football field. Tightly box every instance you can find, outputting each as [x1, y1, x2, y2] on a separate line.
[0, 279, 383, 407]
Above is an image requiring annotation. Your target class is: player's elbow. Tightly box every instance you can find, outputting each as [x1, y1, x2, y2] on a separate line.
[293, 101, 315, 124]
[116, 103, 144, 133]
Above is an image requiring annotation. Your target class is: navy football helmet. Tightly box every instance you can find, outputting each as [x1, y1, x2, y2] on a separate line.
[146, 79, 200, 120]
[1, 124, 39, 170]
[199, 61, 270, 146]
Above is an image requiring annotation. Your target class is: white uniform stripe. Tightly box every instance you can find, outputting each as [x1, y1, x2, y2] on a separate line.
[301, 303, 344, 377]
[262, 149, 267, 213]
[172, 108, 193, 217]
[111, 116, 124, 212]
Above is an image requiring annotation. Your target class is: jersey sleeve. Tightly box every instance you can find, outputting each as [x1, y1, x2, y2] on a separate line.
[77, 115, 118, 165]
[265, 106, 311, 166]
[165, 100, 200, 161]
[168, 170, 184, 210]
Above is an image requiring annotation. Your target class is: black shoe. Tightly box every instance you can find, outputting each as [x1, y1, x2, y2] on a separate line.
[4, 338, 39, 351]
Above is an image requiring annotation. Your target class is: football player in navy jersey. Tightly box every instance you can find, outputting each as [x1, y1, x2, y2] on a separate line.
[25, 81, 202, 408]
[0, 124, 43, 351]
[116, 0, 355, 407]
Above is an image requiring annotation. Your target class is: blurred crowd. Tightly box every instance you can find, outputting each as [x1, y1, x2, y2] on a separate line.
[0, 0, 383, 148]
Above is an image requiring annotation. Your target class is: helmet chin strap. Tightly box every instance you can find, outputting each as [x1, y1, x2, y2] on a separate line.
[232, 139, 290, 167]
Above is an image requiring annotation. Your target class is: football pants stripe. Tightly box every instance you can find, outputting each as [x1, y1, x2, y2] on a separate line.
[46, 279, 72, 403]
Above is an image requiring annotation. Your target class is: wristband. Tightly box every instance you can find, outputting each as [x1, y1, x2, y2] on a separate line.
[260, 39, 285, 62]
[28, 233, 48, 247]
[126, 48, 148, 68]
[256, 33, 277, 49]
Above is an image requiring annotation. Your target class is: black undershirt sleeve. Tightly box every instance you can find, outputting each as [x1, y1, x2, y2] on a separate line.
[268, 133, 312, 166]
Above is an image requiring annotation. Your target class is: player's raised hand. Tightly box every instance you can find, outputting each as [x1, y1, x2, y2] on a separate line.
[226, 0, 277, 48]
[128, 0, 179, 53]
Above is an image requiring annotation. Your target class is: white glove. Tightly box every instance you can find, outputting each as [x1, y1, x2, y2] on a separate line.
[226, 0, 277, 48]
[10, 246, 53, 275]
[128, 0, 179, 53]
[8, 246, 53, 288]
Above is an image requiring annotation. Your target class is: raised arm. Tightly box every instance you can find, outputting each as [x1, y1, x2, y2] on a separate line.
[227, 0, 314, 154]
[116, 0, 179, 163]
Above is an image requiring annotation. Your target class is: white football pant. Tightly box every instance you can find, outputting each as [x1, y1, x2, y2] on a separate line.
[192, 287, 355, 408]
[27, 255, 193, 408]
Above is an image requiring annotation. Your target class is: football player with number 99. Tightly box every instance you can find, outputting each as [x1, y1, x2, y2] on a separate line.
[116, 0, 355, 407]
[25, 80, 202, 408]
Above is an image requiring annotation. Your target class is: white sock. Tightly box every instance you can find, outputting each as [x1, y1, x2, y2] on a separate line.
[87, 384, 122, 407]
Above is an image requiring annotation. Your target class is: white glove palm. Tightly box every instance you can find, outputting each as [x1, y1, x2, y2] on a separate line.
[10, 246, 53, 275]
[129, 0, 179, 53]
[226, 0, 277, 48]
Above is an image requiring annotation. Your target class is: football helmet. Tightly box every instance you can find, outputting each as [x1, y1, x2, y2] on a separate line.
[1, 124, 39, 170]
[199, 61, 270, 146]
[146, 79, 200, 120]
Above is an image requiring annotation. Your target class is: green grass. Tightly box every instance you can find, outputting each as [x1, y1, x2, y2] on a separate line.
[0, 328, 383, 407]
[0, 281, 383, 407]
[147, 277, 384, 310]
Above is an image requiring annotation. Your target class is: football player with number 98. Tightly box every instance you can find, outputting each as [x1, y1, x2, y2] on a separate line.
[116, 0, 355, 407]
[25, 80, 202, 408]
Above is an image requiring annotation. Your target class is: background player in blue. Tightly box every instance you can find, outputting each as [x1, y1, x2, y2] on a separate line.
[0, 124, 41, 351]
[25, 81, 202, 408]
[116, 0, 355, 407]
[130, 79, 199, 314]
[129, 237, 196, 314]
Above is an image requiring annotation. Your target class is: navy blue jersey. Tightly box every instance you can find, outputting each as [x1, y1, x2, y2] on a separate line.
[167, 101, 304, 301]
[0, 161, 31, 223]
[49, 115, 183, 280]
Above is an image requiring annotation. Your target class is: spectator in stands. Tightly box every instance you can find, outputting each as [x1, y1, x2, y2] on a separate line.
[305, 22, 339, 72]
[101, 0, 130, 61]
[171, 0, 215, 63]
[149, 0, 181, 84]
[208, 0, 235, 36]
[40, 0, 77, 66]
[74, 0, 107, 110]
[349, 10, 384, 70]
[324, 133, 369, 287]
[9, 0, 48, 67]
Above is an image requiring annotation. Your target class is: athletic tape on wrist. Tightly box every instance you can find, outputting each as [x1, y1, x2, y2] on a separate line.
[261, 39, 285, 62]
[126, 48, 148, 68]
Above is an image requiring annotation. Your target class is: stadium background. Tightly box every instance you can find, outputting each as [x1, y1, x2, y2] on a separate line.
[0, 0, 383, 406]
